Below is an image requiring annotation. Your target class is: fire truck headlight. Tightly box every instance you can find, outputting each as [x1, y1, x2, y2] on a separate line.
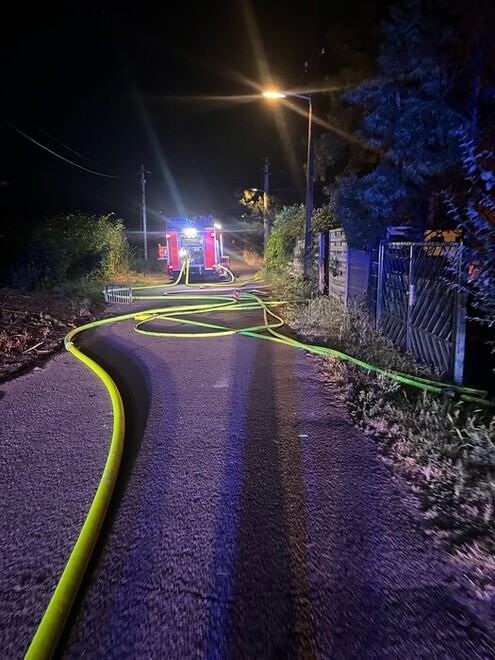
[183, 227, 198, 238]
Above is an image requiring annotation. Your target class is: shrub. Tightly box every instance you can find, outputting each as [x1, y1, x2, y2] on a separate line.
[311, 203, 340, 235]
[264, 205, 305, 271]
[9, 212, 132, 290]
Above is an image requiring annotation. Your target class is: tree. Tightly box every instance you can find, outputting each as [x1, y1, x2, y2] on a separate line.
[445, 137, 495, 326]
[334, 165, 409, 248]
[315, 0, 495, 249]
[315, 3, 389, 186]
[339, 0, 474, 245]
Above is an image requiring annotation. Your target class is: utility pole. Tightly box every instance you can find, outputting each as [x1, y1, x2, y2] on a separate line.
[263, 156, 270, 250]
[139, 164, 150, 261]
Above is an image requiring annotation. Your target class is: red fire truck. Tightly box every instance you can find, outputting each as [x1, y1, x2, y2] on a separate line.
[158, 216, 230, 278]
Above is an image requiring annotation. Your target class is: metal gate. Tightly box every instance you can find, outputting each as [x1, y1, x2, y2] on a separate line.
[376, 241, 466, 383]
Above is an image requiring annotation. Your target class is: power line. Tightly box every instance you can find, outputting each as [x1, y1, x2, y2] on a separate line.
[4, 121, 121, 178]
[34, 125, 100, 165]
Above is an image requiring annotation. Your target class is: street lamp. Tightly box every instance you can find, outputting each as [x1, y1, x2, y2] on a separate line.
[263, 91, 314, 279]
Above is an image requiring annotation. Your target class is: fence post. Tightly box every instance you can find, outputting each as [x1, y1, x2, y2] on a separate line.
[406, 243, 414, 353]
[376, 241, 385, 328]
[452, 245, 466, 384]
[318, 232, 326, 294]
[344, 246, 350, 305]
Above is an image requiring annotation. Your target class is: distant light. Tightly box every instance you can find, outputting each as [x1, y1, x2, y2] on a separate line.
[214, 222, 221, 229]
[183, 227, 198, 238]
[179, 248, 188, 257]
[263, 91, 286, 99]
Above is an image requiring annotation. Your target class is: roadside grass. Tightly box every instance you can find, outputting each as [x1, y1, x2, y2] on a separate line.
[265, 266, 495, 602]
[242, 248, 265, 268]
[49, 271, 167, 311]
[103, 269, 169, 287]
[0, 265, 168, 382]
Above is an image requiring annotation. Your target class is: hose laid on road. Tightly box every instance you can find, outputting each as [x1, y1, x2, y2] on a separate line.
[25, 271, 494, 657]
[108, 260, 253, 303]
[24, 325, 125, 660]
[125, 289, 493, 405]
[184, 260, 236, 286]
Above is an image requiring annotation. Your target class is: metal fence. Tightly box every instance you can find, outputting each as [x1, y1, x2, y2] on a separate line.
[103, 285, 133, 304]
[376, 241, 466, 383]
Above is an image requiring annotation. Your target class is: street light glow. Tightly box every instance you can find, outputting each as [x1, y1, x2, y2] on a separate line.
[262, 91, 286, 99]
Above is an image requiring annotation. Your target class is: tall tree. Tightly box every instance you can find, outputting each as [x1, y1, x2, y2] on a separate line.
[335, 0, 473, 247]
[314, 2, 388, 187]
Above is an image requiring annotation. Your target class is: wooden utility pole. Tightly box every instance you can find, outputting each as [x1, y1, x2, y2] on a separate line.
[139, 164, 150, 261]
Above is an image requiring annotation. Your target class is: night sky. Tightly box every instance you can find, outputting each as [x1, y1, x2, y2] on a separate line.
[2, 1, 375, 230]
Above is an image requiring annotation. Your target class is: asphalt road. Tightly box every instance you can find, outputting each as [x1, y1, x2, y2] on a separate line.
[2, 253, 495, 658]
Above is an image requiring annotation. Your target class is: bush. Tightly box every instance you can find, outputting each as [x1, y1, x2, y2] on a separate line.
[264, 205, 305, 271]
[9, 212, 132, 290]
[311, 203, 340, 235]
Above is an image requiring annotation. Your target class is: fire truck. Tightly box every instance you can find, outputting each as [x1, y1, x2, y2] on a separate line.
[158, 216, 230, 278]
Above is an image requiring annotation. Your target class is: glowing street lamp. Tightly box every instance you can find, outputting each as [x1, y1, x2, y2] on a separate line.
[263, 90, 314, 279]
[262, 91, 287, 99]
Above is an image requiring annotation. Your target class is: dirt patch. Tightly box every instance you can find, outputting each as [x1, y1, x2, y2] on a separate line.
[0, 288, 103, 383]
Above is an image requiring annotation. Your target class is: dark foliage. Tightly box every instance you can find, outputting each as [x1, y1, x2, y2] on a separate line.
[319, 0, 495, 248]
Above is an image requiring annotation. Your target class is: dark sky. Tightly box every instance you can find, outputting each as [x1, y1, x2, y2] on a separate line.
[2, 1, 373, 229]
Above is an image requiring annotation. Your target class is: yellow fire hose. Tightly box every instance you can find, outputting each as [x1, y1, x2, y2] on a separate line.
[25, 264, 494, 659]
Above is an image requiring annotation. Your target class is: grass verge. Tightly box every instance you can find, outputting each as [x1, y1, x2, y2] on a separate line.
[266, 266, 495, 604]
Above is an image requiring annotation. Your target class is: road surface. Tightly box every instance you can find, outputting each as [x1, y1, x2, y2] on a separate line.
[1, 253, 495, 658]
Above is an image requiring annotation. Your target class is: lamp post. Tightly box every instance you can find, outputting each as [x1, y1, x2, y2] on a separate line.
[263, 91, 314, 279]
